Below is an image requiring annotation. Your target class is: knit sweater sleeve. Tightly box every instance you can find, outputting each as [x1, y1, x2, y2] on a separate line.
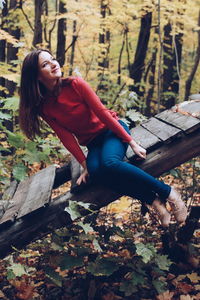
[42, 115, 86, 165]
[73, 77, 133, 143]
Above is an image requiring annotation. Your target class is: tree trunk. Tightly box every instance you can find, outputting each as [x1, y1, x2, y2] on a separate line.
[6, 0, 20, 96]
[117, 29, 126, 85]
[129, 11, 152, 97]
[4, 0, 21, 133]
[184, 9, 200, 101]
[97, 0, 110, 91]
[33, 0, 44, 47]
[145, 48, 157, 116]
[0, 0, 8, 98]
[162, 22, 173, 102]
[162, 1, 185, 109]
[56, 0, 67, 67]
[163, 23, 183, 109]
[68, 19, 77, 75]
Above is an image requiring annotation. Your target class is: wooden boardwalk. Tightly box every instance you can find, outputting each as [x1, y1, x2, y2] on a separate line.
[0, 100, 199, 257]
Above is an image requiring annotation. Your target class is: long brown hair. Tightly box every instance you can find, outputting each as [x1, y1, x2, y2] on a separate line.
[19, 49, 50, 139]
[19, 49, 70, 140]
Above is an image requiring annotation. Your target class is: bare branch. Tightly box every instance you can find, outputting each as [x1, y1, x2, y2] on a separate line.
[20, 4, 34, 32]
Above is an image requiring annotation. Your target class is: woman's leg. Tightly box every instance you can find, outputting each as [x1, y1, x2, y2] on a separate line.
[101, 122, 171, 204]
[87, 121, 170, 205]
[87, 121, 187, 225]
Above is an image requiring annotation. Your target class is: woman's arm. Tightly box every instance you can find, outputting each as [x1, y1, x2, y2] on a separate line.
[74, 77, 146, 159]
[44, 116, 89, 184]
[43, 115, 86, 165]
[73, 78, 132, 143]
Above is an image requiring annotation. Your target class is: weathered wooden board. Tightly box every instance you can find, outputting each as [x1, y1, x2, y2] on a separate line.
[17, 165, 56, 218]
[0, 181, 19, 219]
[0, 165, 56, 224]
[1, 180, 18, 201]
[126, 125, 161, 160]
[0, 178, 32, 224]
[189, 94, 200, 101]
[155, 110, 200, 133]
[176, 100, 200, 119]
[141, 117, 181, 142]
[130, 125, 161, 149]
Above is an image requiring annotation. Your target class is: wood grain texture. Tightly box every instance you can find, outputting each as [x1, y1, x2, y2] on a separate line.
[0, 178, 31, 224]
[130, 125, 161, 149]
[17, 165, 56, 219]
[141, 117, 181, 142]
[155, 110, 200, 133]
[176, 100, 200, 119]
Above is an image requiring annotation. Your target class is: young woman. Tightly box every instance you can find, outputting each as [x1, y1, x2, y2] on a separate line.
[19, 49, 187, 227]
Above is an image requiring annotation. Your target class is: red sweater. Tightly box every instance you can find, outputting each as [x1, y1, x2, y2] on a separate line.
[41, 77, 132, 164]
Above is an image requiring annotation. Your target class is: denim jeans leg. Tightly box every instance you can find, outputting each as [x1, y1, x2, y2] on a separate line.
[87, 121, 171, 204]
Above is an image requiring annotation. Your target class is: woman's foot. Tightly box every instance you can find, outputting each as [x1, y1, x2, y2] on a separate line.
[152, 199, 171, 227]
[167, 188, 187, 223]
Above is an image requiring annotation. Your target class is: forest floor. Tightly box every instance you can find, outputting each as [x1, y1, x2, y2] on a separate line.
[0, 159, 199, 300]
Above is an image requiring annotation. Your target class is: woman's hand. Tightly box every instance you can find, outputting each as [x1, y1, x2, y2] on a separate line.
[129, 140, 146, 159]
[76, 160, 89, 185]
[76, 168, 89, 185]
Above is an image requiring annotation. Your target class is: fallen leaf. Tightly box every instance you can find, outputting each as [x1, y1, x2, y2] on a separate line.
[102, 291, 122, 300]
[186, 273, 200, 283]
[180, 295, 194, 300]
[156, 290, 174, 300]
[118, 249, 132, 258]
[195, 285, 200, 291]
[194, 293, 200, 300]
[0, 289, 7, 299]
[11, 280, 35, 300]
[177, 282, 193, 294]
[177, 275, 187, 281]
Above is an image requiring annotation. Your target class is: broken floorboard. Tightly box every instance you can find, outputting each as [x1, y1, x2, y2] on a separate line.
[0, 100, 199, 258]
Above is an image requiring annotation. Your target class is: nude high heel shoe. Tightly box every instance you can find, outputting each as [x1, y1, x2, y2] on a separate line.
[152, 199, 171, 227]
[167, 188, 187, 223]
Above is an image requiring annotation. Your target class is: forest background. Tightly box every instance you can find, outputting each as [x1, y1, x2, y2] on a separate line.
[0, 0, 199, 299]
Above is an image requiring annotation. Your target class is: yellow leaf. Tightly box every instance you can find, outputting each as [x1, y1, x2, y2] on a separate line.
[186, 272, 200, 283]
[0, 29, 18, 44]
[180, 295, 193, 300]
[0, 73, 19, 83]
[156, 290, 174, 300]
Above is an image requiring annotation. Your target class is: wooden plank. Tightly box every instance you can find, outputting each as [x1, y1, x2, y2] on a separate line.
[126, 125, 161, 160]
[189, 94, 200, 101]
[141, 117, 181, 142]
[130, 125, 161, 149]
[176, 100, 200, 119]
[17, 165, 56, 218]
[0, 181, 19, 219]
[155, 110, 200, 133]
[0, 178, 32, 224]
[1, 180, 18, 201]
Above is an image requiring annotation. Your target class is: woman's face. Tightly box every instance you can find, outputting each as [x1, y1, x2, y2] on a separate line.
[38, 51, 62, 88]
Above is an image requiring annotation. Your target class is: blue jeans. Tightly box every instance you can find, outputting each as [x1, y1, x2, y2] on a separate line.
[86, 120, 171, 205]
